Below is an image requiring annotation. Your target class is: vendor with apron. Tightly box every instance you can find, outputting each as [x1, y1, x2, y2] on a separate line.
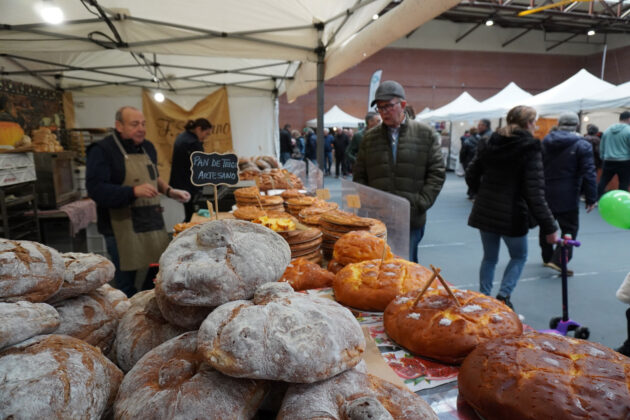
[86, 106, 190, 297]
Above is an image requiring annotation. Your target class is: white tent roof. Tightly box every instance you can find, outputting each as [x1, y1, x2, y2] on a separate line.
[523, 69, 615, 115]
[581, 80, 630, 111]
[306, 105, 363, 128]
[417, 92, 480, 122]
[454, 82, 533, 121]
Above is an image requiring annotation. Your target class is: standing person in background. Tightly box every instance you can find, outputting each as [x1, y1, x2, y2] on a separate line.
[87, 106, 190, 297]
[169, 118, 212, 222]
[597, 111, 630, 197]
[539, 111, 597, 276]
[459, 126, 480, 200]
[346, 112, 381, 174]
[477, 118, 493, 142]
[333, 126, 350, 178]
[279, 124, 292, 164]
[292, 129, 305, 159]
[466, 105, 558, 310]
[323, 128, 334, 175]
[303, 127, 317, 164]
[354, 80, 445, 263]
[584, 124, 602, 171]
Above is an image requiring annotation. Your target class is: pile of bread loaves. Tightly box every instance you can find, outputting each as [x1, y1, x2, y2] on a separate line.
[31, 127, 64, 152]
[0, 221, 438, 419]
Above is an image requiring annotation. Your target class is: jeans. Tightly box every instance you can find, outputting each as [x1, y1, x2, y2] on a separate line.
[409, 225, 425, 263]
[325, 151, 333, 174]
[539, 209, 578, 265]
[479, 230, 528, 298]
[105, 235, 138, 297]
[597, 160, 630, 198]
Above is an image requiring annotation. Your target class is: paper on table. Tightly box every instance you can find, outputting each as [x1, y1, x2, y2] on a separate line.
[361, 326, 406, 388]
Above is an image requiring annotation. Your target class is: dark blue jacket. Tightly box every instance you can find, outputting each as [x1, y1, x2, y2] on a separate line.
[324, 134, 334, 153]
[86, 132, 158, 236]
[542, 130, 597, 213]
[169, 130, 203, 195]
[305, 133, 317, 161]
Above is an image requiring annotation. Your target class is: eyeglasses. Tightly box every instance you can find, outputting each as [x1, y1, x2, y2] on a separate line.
[376, 101, 401, 113]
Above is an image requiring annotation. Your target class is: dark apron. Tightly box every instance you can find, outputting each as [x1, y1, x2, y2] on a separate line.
[109, 134, 170, 271]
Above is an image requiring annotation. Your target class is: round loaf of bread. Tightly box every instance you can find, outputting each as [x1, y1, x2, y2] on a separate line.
[114, 331, 270, 420]
[47, 252, 115, 303]
[333, 258, 435, 312]
[53, 289, 121, 354]
[96, 284, 130, 319]
[113, 290, 187, 372]
[159, 219, 291, 307]
[0, 301, 60, 350]
[198, 282, 365, 383]
[384, 288, 522, 364]
[333, 230, 394, 266]
[154, 274, 214, 330]
[0, 334, 123, 419]
[278, 257, 335, 291]
[277, 364, 438, 419]
[0, 238, 64, 302]
[459, 331, 630, 420]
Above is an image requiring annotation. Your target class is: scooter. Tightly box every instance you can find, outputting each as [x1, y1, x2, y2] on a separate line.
[540, 235, 590, 339]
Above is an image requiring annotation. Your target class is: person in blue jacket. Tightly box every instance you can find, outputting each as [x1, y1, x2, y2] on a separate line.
[597, 111, 630, 197]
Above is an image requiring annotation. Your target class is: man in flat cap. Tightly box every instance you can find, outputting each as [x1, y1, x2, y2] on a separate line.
[353, 80, 445, 263]
[540, 111, 597, 275]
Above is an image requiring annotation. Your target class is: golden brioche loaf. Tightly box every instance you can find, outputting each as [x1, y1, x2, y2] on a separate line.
[333, 258, 435, 311]
[333, 230, 393, 266]
[278, 257, 335, 291]
[384, 288, 522, 364]
[458, 331, 630, 420]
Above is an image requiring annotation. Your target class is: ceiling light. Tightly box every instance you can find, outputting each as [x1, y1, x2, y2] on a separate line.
[37, 1, 64, 24]
[587, 29, 596, 36]
[372, 14, 379, 20]
[583, 116, 590, 122]
[154, 91, 165, 103]
[485, 19, 494, 27]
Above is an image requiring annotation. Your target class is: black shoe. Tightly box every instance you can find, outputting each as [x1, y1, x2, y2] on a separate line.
[543, 262, 574, 277]
[616, 341, 630, 357]
[496, 294, 514, 310]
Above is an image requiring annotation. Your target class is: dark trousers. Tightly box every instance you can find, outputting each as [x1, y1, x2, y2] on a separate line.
[335, 153, 348, 176]
[183, 199, 196, 222]
[105, 235, 137, 297]
[409, 225, 426, 263]
[539, 209, 579, 265]
[597, 160, 630, 198]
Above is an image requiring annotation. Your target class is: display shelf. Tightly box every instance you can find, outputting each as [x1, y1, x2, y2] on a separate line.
[0, 181, 40, 241]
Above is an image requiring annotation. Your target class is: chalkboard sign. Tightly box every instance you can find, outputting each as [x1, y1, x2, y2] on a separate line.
[190, 152, 240, 186]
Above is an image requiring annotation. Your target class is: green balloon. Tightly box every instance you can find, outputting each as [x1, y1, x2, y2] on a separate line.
[598, 190, 630, 229]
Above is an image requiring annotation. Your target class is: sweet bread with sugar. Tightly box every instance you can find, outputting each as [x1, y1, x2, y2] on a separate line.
[278, 257, 335, 291]
[333, 230, 393, 266]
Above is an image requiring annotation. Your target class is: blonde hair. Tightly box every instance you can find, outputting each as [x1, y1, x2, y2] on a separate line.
[497, 105, 537, 137]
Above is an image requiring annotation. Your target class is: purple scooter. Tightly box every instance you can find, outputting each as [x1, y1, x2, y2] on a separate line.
[540, 235, 590, 339]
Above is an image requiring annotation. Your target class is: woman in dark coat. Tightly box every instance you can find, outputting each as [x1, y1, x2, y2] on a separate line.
[169, 118, 212, 221]
[466, 105, 558, 310]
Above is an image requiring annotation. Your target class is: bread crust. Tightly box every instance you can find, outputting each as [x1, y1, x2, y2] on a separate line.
[0, 301, 60, 350]
[278, 257, 335, 291]
[333, 230, 393, 266]
[384, 288, 522, 364]
[154, 274, 214, 330]
[458, 331, 630, 420]
[47, 252, 115, 303]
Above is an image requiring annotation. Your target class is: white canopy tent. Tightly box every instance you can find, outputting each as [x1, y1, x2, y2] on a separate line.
[453, 82, 533, 121]
[581, 81, 630, 112]
[306, 105, 363, 128]
[416, 92, 480, 122]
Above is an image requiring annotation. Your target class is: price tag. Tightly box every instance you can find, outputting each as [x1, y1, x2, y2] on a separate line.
[316, 188, 331, 200]
[346, 194, 361, 209]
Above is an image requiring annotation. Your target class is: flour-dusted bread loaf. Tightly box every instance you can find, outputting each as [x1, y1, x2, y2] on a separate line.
[459, 331, 630, 420]
[154, 274, 214, 330]
[278, 257, 335, 291]
[113, 290, 187, 372]
[53, 289, 120, 354]
[198, 282, 365, 383]
[0, 301, 60, 350]
[277, 364, 438, 419]
[114, 331, 270, 419]
[384, 288, 522, 364]
[333, 258, 436, 312]
[47, 252, 115, 303]
[0, 238, 64, 302]
[0, 334, 123, 420]
[159, 219, 291, 307]
[97, 284, 130, 319]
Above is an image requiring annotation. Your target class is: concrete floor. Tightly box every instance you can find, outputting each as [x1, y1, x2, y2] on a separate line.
[323, 171, 630, 351]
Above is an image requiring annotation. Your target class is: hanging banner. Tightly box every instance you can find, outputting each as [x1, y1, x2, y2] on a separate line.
[142, 87, 233, 183]
[367, 70, 383, 111]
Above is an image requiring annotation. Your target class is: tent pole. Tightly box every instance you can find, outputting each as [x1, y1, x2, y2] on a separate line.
[315, 23, 326, 180]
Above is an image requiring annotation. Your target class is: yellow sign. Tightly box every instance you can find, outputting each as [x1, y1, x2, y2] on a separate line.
[346, 194, 361, 209]
[316, 188, 331, 200]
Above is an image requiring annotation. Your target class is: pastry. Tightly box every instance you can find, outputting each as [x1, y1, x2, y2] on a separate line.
[278, 257, 335, 291]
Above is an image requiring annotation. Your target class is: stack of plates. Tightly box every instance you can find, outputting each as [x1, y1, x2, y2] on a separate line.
[277, 227, 323, 264]
[318, 210, 387, 259]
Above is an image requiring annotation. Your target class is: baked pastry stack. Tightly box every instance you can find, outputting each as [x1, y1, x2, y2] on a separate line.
[234, 186, 285, 212]
[285, 195, 318, 216]
[297, 201, 339, 227]
[333, 258, 435, 311]
[278, 257, 335, 290]
[233, 205, 267, 221]
[327, 230, 394, 274]
[280, 188, 304, 200]
[384, 288, 522, 364]
[277, 227, 323, 263]
[319, 209, 387, 259]
[458, 331, 630, 420]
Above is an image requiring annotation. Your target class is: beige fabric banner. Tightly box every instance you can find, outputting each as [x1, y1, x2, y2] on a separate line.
[142, 87, 233, 183]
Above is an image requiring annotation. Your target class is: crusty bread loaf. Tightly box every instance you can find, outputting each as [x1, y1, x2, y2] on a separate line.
[0, 238, 64, 302]
[333, 230, 394, 266]
[159, 219, 291, 307]
[0, 334, 123, 419]
[384, 288, 522, 364]
[114, 331, 270, 420]
[154, 274, 214, 330]
[278, 257, 335, 291]
[277, 364, 438, 419]
[333, 258, 436, 311]
[459, 331, 630, 420]
[53, 289, 120, 354]
[198, 282, 365, 383]
[0, 301, 60, 350]
[113, 290, 187, 372]
[47, 252, 115, 303]
[96, 284, 130, 319]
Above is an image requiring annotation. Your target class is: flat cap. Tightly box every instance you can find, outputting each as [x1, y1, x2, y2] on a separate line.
[371, 80, 405, 107]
